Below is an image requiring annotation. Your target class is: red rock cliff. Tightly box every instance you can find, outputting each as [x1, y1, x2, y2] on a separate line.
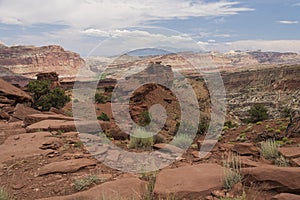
[0, 45, 85, 78]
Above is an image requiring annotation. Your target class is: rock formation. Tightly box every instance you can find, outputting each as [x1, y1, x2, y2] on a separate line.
[0, 45, 85, 78]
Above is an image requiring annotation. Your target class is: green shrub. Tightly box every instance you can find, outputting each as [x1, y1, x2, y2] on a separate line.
[97, 112, 110, 121]
[28, 79, 51, 101]
[256, 121, 262, 125]
[36, 88, 70, 111]
[94, 93, 107, 104]
[171, 134, 193, 149]
[224, 120, 236, 129]
[129, 128, 153, 149]
[198, 117, 209, 135]
[0, 187, 10, 200]
[74, 175, 101, 191]
[247, 104, 268, 123]
[260, 139, 279, 160]
[28, 79, 70, 111]
[223, 154, 242, 190]
[281, 107, 291, 118]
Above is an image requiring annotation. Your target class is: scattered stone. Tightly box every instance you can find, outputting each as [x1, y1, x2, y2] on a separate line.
[153, 143, 184, 154]
[241, 166, 300, 193]
[14, 136, 20, 140]
[211, 190, 226, 198]
[271, 193, 300, 200]
[279, 147, 300, 159]
[40, 138, 62, 150]
[37, 158, 97, 176]
[154, 164, 224, 199]
[227, 182, 243, 197]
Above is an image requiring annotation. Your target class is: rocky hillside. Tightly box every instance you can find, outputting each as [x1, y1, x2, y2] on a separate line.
[87, 51, 300, 78]
[0, 45, 86, 78]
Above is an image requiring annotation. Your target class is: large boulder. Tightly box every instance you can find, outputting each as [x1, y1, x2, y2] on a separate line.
[9, 103, 41, 122]
[154, 164, 224, 199]
[241, 166, 300, 193]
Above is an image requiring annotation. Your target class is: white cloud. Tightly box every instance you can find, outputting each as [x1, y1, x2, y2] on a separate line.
[293, 3, 300, 6]
[277, 20, 298, 24]
[0, 0, 253, 29]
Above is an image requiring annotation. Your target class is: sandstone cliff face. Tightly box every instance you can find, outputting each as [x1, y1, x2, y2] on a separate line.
[0, 45, 85, 78]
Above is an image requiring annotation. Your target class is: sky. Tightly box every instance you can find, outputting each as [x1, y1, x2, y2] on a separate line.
[0, 0, 300, 56]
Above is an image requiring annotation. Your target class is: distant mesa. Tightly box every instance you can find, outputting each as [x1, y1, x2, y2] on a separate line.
[127, 48, 172, 57]
[0, 44, 86, 79]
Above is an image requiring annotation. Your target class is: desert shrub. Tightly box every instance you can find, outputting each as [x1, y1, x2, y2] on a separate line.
[247, 104, 268, 123]
[94, 93, 107, 104]
[224, 120, 236, 129]
[198, 117, 209, 135]
[223, 154, 242, 190]
[171, 134, 193, 149]
[139, 111, 151, 126]
[74, 175, 101, 191]
[36, 88, 70, 111]
[0, 187, 10, 200]
[281, 107, 291, 118]
[28, 79, 51, 101]
[260, 139, 279, 160]
[129, 128, 153, 149]
[256, 121, 262, 125]
[97, 112, 110, 121]
[28, 80, 70, 111]
[275, 155, 290, 167]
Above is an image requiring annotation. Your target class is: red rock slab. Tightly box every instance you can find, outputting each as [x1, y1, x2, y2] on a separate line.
[0, 132, 54, 163]
[279, 147, 300, 159]
[38, 177, 147, 200]
[154, 164, 224, 199]
[37, 158, 97, 176]
[271, 193, 300, 200]
[241, 166, 300, 193]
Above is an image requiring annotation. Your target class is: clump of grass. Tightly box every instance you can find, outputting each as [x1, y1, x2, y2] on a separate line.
[223, 154, 242, 190]
[74, 175, 101, 191]
[260, 139, 279, 160]
[275, 155, 290, 167]
[0, 187, 10, 200]
[170, 134, 193, 149]
[129, 128, 153, 149]
[220, 192, 247, 200]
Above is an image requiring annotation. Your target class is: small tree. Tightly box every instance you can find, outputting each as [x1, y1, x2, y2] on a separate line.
[28, 80, 70, 111]
[198, 117, 209, 135]
[28, 80, 51, 102]
[247, 104, 268, 123]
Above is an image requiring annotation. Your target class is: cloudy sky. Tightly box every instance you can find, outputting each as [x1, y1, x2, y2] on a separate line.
[0, 0, 300, 56]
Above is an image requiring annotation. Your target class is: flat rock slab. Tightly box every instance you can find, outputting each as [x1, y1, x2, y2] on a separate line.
[279, 147, 300, 159]
[24, 113, 73, 126]
[241, 166, 300, 193]
[38, 177, 147, 200]
[291, 157, 300, 167]
[26, 120, 98, 133]
[154, 164, 224, 199]
[231, 143, 259, 156]
[0, 132, 54, 163]
[271, 193, 300, 200]
[38, 158, 97, 176]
